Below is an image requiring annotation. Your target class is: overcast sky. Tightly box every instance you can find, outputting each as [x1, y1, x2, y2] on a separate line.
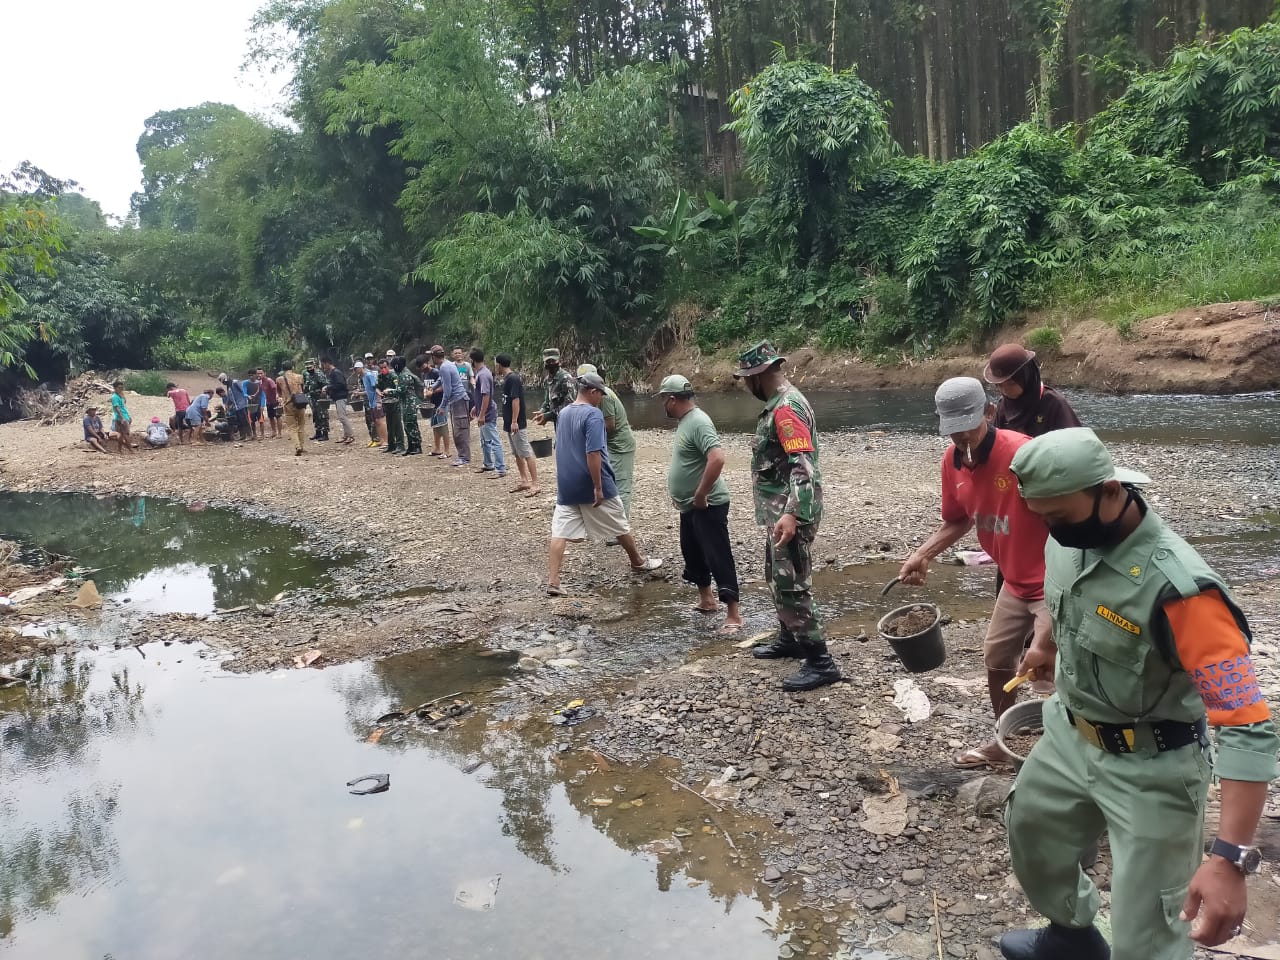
[1, 0, 285, 219]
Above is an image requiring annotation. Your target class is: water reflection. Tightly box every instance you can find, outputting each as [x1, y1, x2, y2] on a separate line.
[0, 644, 793, 960]
[618, 388, 1280, 445]
[0, 493, 363, 613]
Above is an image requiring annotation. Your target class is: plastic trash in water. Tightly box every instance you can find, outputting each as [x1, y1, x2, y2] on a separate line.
[453, 875, 501, 911]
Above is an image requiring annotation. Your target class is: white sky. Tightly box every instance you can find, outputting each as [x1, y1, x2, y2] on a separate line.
[1, 0, 285, 219]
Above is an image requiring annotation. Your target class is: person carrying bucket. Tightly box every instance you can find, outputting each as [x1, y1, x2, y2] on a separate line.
[897, 377, 1051, 769]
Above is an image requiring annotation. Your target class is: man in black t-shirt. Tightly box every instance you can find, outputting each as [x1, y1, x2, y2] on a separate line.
[320, 357, 355, 444]
[496, 354, 540, 497]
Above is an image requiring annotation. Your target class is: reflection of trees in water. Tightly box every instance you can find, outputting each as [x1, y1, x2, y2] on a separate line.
[0, 492, 358, 607]
[0, 786, 120, 938]
[0, 654, 140, 938]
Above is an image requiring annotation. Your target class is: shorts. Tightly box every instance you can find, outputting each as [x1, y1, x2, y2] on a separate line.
[551, 498, 631, 542]
[984, 585, 1050, 671]
[369, 407, 385, 420]
[431, 408, 449, 431]
[507, 427, 533, 459]
[268, 405, 282, 420]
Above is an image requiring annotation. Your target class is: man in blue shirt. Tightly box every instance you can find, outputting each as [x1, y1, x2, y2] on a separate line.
[220, 374, 252, 441]
[546, 374, 661, 596]
[432, 344, 471, 465]
[358, 361, 386, 448]
[185, 389, 215, 445]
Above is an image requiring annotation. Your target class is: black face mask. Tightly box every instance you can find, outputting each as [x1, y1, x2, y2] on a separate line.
[1049, 487, 1135, 550]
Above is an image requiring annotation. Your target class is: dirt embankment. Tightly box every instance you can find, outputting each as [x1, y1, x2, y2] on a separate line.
[645, 300, 1280, 394]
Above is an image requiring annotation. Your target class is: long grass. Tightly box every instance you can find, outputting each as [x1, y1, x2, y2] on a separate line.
[1031, 203, 1280, 330]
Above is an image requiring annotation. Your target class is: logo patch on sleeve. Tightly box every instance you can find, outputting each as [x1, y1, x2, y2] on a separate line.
[1096, 605, 1140, 635]
[774, 405, 815, 454]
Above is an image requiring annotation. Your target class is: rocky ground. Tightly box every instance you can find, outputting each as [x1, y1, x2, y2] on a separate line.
[2, 386, 1279, 958]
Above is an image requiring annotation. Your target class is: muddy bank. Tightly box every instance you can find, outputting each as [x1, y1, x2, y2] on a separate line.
[3, 383, 1280, 670]
[647, 300, 1280, 395]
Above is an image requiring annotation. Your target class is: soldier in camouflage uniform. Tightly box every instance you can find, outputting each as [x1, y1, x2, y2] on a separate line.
[376, 358, 404, 454]
[393, 356, 423, 455]
[533, 348, 577, 426]
[303, 359, 329, 440]
[736, 340, 842, 692]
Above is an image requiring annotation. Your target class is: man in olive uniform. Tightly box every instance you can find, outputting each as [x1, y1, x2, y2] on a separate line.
[394, 356, 423, 456]
[303, 359, 329, 440]
[533, 348, 577, 426]
[1001, 428, 1277, 960]
[376, 358, 404, 454]
[735, 340, 842, 692]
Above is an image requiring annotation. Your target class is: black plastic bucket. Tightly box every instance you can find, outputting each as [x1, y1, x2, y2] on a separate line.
[877, 603, 946, 673]
[530, 436, 554, 458]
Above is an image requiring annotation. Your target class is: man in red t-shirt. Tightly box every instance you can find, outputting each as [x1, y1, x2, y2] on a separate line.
[256, 367, 281, 440]
[898, 377, 1051, 768]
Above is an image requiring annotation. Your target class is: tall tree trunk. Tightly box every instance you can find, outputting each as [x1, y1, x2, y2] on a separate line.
[922, 25, 939, 161]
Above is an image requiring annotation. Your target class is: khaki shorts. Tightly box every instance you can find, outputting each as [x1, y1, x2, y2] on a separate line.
[984, 585, 1050, 671]
[551, 498, 631, 541]
[508, 427, 533, 460]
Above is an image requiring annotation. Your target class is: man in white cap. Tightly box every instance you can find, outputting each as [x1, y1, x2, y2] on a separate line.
[898, 376, 1051, 768]
[545, 373, 661, 595]
[577, 363, 636, 518]
[660, 373, 742, 634]
[999, 428, 1277, 960]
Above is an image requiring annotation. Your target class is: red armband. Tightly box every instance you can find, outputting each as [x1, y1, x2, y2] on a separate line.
[774, 405, 815, 455]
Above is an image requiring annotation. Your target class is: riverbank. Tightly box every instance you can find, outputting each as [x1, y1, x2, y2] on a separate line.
[2, 394, 1279, 956]
[650, 300, 1280, 395]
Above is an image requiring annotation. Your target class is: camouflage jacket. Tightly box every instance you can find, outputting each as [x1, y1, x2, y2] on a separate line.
[397, 369, 423, 406]
[751, 382, 822, 527]
[376, 370, 400, 404]
[302, 369, 327, 397]
[540, 368, 577, 422]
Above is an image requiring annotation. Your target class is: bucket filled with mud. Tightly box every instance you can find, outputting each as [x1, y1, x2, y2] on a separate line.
[877, 602, 945, 673]
[995, 699, 1044, 769]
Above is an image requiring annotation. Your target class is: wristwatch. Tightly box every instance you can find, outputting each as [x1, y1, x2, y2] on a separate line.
[1210, 838, 1264, 875]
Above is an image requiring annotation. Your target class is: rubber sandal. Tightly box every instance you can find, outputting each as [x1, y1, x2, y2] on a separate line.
[630, 558, 663, 573]
[547, 585, 567, 597]
[951, 746, 1007, 770]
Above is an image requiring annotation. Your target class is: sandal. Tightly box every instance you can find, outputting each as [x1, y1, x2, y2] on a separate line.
[630, 558, 663, 573]
[716, 622, 744, 636]
[547, 585, 567, 597]
[951, 745, 1009, 770]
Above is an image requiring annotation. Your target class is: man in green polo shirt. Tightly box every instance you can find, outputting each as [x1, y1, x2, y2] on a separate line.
[661, 373, 742, 635]
[1001, 428, 1277, 960]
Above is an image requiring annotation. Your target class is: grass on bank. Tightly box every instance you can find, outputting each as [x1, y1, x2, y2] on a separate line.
[152, 327, 294, 376]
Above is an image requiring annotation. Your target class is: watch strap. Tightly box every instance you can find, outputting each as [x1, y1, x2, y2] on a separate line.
[1210, 838, 1244, 867]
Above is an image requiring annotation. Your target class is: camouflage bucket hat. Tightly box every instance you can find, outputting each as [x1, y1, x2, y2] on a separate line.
[733, 340, 786, 378]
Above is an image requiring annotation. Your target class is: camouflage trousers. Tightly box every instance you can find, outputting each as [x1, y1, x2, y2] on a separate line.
[402, 406, 422, 451]
[383, 400, 405, 450]
[764, 522, 827, 656]
[310, 398, 329, 437]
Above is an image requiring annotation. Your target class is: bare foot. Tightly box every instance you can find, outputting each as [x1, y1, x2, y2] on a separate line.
[524, 486, 541, 498]
[511, 484, 530, 492]
[717, 621, 744, 636]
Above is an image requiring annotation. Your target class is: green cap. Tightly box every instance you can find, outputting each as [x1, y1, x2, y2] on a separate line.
[542, 348, 561, 362]
[576, 363, 598, 377]
[733, 340, 785, 378]
[659, 374, 694, 394]
[1010, 428, 1151, 499]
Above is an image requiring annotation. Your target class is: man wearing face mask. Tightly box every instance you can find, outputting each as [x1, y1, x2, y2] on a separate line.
[533, 348, 577, 427]
[998, 428, 1277, 960]
[899, 377, 1051, 768]
[736, 340, 841, 692]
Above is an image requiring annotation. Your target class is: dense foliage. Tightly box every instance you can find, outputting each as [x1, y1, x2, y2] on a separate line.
[2, 0, 1280, 406]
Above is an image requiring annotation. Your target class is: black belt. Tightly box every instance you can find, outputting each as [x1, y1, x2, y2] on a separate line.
[1064, 707, 1207, 754]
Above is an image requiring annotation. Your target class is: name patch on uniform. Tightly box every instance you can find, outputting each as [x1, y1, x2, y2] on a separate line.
[774, 406, 815, 455]
[1095, 605, 1140, 635]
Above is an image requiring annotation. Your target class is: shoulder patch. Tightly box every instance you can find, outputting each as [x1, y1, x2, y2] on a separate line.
[773, 405, 815, 455]
[1096, 604, 1141, 635]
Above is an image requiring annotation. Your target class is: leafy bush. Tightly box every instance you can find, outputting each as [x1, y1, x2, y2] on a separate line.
[153, 327, 293, 374]
[1024, 326, 1063, 353]
[123, 371, 169, 396]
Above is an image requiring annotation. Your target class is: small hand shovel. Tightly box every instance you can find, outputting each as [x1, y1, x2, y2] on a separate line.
[880, 577, 901, 597]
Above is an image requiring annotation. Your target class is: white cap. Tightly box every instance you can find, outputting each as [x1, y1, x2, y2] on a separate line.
[385, 349, 396, 357]
[354, 361, 364, 369]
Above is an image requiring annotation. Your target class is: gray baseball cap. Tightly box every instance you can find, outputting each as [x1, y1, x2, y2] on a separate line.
[935, 377, 990, 436]
[578, 372, 606, 392]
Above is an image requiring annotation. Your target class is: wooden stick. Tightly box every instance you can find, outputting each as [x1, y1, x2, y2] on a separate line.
[933, 891, 943, 960]
[664, 775, 725, 812]
[409, 691, 465, 713]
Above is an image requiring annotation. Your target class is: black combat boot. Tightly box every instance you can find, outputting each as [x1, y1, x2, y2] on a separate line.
[751, 633, 804, 659]
[781, 654, 843, 692]
[404, 446, 423, 456]
[1000, 923, 1110, 960]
